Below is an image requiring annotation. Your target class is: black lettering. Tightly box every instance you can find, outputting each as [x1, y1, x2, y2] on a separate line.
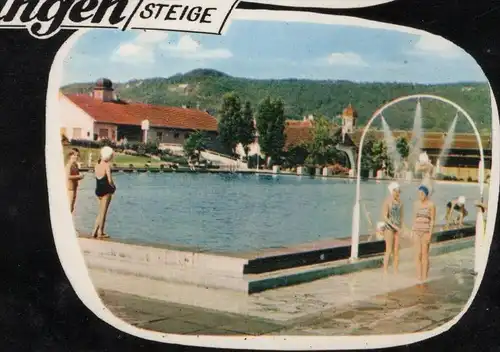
[69, 0, 99, 22]
[178, 5, 189, 20]
[0, 0, 37, 22]
[30, 0, 73, 37]
[186, 6, 202, 22]
[199, 7, 215, 23]
[164, 4, 181, 20]
[154, 4, 169, 19]
[139, 2, 155, 19]
[91, 0, 126, 25]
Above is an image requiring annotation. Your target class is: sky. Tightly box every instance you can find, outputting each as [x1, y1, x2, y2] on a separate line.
[61, 20, 488, 85]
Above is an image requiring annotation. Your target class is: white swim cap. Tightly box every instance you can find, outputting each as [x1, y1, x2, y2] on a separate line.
[100, 146, 114, 161]
[377, 221, 386, 230]
[388, 181, 400, 193]
[419, 152, 429, 164]
[458, 196, 466, 205]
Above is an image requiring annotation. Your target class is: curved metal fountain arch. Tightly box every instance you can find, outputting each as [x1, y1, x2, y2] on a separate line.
[350, 94, 486, 261]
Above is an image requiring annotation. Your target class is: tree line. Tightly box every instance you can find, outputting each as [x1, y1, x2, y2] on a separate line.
[62, 69, 492, 134]
[183, 91, 413, 175]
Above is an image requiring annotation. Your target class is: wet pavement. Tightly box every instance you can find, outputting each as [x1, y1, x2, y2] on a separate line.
[95, 247, 475, 336]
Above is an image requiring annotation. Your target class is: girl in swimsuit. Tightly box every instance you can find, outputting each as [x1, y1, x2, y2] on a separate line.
[445, 196, 468, 227]
[381, 182, 404, 274]
[91, 146, 116, 239]
[66, 148, 84, 215]
[412, 185, 436, 282]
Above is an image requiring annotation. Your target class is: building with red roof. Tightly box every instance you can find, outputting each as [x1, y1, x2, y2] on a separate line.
[278, 103, 491, 179]
[59, 78, 218, 145]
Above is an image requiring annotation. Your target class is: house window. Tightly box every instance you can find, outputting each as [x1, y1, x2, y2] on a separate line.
[174, 132, 180, 139]
[87, 131, 90, 137]
[99, 129, 108, 138]
[72, 128, 82, 139]
[157, 132, 163, 142]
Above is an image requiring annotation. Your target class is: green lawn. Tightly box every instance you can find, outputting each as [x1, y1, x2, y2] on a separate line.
[63, 146, 185, 167]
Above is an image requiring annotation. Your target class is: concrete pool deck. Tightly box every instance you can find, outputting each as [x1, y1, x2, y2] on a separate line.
[78, 224, 474, 293]
[94, 246, 475, 336]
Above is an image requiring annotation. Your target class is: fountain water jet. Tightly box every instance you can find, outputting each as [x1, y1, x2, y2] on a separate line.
[351, 94, 485, 267]
[437, 112, 459, 168]
[408, 100, 424, 164]
[380, 115, 402, 174]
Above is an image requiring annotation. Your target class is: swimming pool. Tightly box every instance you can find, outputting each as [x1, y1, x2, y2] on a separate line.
[72, 173, 486, 253]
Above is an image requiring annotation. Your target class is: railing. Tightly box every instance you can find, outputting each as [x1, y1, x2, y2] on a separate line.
[201, 149, 240, 161]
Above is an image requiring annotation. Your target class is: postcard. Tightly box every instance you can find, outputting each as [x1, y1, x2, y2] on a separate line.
[19, 0, 497, 349]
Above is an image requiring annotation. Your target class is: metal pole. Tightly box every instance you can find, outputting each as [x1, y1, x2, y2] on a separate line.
[351, 114, 378, 260]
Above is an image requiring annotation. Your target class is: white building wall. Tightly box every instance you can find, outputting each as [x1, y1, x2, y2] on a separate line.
[59, 94, 94, 140]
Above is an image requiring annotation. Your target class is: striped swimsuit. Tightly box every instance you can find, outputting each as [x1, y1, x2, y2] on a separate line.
[413, 202, 433, 236]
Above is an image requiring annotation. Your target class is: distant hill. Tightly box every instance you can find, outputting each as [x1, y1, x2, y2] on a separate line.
[61, 69, 492, 133]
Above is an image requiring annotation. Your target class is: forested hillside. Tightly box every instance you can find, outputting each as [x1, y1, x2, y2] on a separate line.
[61, 69, 491, 133]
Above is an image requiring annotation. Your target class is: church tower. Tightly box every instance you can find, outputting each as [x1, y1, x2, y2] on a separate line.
[341, 103, 358, 135]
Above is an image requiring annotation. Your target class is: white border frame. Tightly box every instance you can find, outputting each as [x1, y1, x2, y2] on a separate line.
[46, 9, 499, 351]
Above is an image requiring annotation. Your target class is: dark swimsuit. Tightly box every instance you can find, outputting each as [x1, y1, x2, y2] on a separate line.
[446, 201, 462, 212]
[385, 201, 401, 233]
[95, 175, 115, 197]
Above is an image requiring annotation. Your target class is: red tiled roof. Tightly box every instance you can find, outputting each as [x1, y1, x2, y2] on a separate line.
[284, 120, 339, 149]
[342, 104, 358, 118]
[64, 93, 218, 132]
[349, 130, 491, 150]
[285, 125, 313, 149]
[287, 120, 314, 127]
[283, 125, 491, 151]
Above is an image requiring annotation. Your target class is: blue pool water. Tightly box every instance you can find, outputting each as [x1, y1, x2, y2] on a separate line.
[72, 173, 486, 253]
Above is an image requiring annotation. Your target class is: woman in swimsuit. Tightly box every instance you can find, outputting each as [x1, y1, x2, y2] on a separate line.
[381, 182, 404, 274]
[91, 146, 116, 239]
[412, 185, 436, 281]
[445, 196, 468, 227]
[66, 148, 84, 214]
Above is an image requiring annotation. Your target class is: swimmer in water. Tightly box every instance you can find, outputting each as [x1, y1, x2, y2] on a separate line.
[381, 182, 404, 274]
[445, 196, 468, 227]
[412, 184, 436, 282]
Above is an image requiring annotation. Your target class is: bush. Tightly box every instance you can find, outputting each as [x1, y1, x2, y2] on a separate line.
[145, 142, 160, 155]
[331, 163, 349, 175]
[126, 142, 160, 156]
[98, 138, 115, 148]
[69, 138, 124, 152]
[247, 154, 266, 169]
[160, 153, 188, 165]
[70, 139, 101, 149]
[136, 143, 146, 156]
[124, 149, 138, 155]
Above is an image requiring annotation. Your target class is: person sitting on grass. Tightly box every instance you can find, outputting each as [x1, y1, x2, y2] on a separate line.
[445, 196, 468, 227]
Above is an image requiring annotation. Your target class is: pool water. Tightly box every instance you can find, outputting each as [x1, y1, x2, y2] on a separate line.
[72, 173, 486, 253]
